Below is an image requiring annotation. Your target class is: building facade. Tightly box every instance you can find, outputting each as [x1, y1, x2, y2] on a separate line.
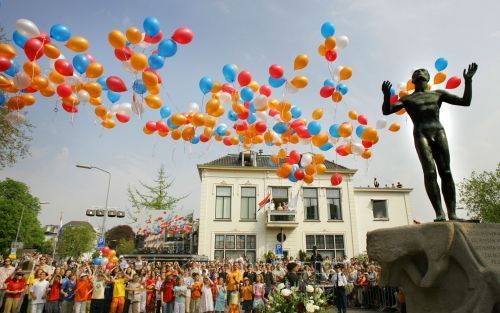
[197, 152, 413, 263]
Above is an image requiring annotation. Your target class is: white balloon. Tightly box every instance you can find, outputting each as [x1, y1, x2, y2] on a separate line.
[5, 111, 26, 126]
[137, 41, 152, 49]
[333, 66, 343, 79]
[398, 82, 407, 90]
[100, 257, 109, 266]
[255, 111, 268, 122]
[110, 104, 121, 113]
[272, 114, 281, 122]
[16, 19, 40, 38]
[254, 94, 268, 110]
[122, 61, 135, 73]
[336, 35, 350, 50]
[271, 131, 280, 141]
[351, 143, 365, 155]
[300, 137, 311, 145]
[219, 92, 232, 106]
[285, 81, 299, 94]
[77, 90, 90, 103]
[188, 102, 200, 113]
[120, 102, 132, 115]
[376, 119, 387, 129]
[64, 75, 81, 86]
[13, 72, 31, 89]
[300, 154, 313, 167]
[132, 96, 146, 116]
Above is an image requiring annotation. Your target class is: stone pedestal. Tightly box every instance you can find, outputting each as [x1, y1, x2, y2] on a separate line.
[367, 222, 500, 313]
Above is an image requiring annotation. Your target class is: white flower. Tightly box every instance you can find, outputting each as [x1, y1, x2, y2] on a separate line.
[314, 305, 320, 310]
[305, 303, 316, 312]
[306, 285, 314, 293]
[315, 287, 323, 294]
[277, 283, 285, 290]
[281, 288, 292, 297]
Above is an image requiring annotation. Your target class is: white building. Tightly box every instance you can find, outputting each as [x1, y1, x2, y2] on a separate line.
[197, 152, 413, 263]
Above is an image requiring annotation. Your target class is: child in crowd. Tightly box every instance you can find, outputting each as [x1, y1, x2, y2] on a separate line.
[253, 274, 265, 313]
[173, 276, 187, 313]
[214, 277, 226, 313]
[189, 273, 202, 313]
[228, 285, 239, 313]
[199, 276, 214, 313]
[240, 277, 253, 313]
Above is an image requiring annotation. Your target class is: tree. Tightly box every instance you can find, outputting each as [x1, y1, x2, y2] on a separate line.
[116, 239, 135, 255]
[0, 178, 44, 253]
[105, 225, 135, 248]
[459, 163, 500, 223]
[127, 165, 186, 223]
[36, 238, 56, 256]
[0, 25, 33, 169]
[57, 225, 96, 259]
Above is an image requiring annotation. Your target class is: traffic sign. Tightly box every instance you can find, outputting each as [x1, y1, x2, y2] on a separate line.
[97, 236, 105, 249]
[276, 244, 283, 255]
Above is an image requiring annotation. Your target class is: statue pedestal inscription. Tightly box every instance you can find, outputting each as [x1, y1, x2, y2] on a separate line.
[367, 222, 500, 313]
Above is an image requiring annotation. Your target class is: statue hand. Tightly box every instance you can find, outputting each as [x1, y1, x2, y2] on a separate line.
[382, 81, 392, 97]
[463, 63, 478, 80]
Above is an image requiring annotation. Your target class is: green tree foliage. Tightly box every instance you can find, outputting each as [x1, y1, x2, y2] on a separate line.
[459, 163, 500, 223]
[105, 225, 135, 248]
[57, 225, 96, 259]
[0, 178, 44, 253]
[116, 239, 135, 255]
[127, 165, 186, 223]
[36, 238, 56, 256]
[0, 26, 32, 169]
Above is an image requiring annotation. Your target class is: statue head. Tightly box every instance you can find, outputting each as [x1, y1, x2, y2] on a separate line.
[412, 69, 430, 91]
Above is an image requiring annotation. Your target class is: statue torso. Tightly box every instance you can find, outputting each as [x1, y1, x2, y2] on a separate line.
[401, 91, 444, 134]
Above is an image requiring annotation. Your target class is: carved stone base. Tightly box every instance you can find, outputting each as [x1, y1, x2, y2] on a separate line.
[367, 222, 500, 313]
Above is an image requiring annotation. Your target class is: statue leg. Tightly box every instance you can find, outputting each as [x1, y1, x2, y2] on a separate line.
[432, 130, 459, 220]
[414, 135, 446, 220]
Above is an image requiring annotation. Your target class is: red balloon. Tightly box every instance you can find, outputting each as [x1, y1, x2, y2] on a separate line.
[390, 95, 399, 104]
[362, 140, 373, 148]
[114, 47, 132, 61]
[297, 126, 311, 139]
[294, 169, 305, 180]
[325, 49, 337, 62]
[200, 134, 210, 142]
[171, 27, 193, 44]
[106, 76, 127, 92]
[268, 109, 279, 117]
[290, 119, 305, 130]
[221, 83, 235, 94]
[85, 53, 95, 63]
[116, 112, 130, 123]
[336, 145, 349, 156]
[144, 68, 163, 84]
[57, 83, 73, 98]
[259, 85, 272, 97]
[23, 87, 38, 93]
[330, 173, 343, 186]
[24, 38, 44, 61]
[36, 32, 51, 44]
[269, 64, 284, 79]
[106, 263, 114, 270]
[238, 70, 252, 87]
[156, 121, 169, 132]
[446, 76, 461, 89]
[238, 109, 249, 120]
[101, 246, 110, 256]
[54, 59, 74, 76]
[289, 150, 300, 164]
[255, 121, 267, 133]
[146, 121, 157, 132]
[235, 121, 248, 131]
[145, 31, 163, 44]
[223, 137, 232, 146]
[357, 115, 368, 125]
[62, 103, 78, 113]
[320, 86, 335, 98]
[0, 57, 11, 72]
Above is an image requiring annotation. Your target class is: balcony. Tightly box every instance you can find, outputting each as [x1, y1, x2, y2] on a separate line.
[266, 210, 299, 228]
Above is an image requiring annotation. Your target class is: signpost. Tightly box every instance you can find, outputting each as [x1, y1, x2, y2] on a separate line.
[276, 243, 283, 259]
[97, 236, 105, 249]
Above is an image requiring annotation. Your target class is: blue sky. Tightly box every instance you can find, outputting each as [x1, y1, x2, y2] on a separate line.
[0, 0, 499, 229]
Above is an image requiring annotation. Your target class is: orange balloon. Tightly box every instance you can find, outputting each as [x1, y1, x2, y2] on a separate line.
[21, 94, 36, 106]
[0, 75, 12, 89]
[325, 37, 337, 50]
[268, 99, 279, 110]
[290, 134, 299, 144]
[332, 92, 343, 103]
[388, 123, 401, 132]
[49, 71, 65, 84]
[290, 75, 308, 89]
[204, 116, 217, 128]
[108, 30, 127, 49]
[108, 250, 116, 258]
[62, 95, 79, 106]
[171, 113, 187, 126]
[338, 123, 353, 137]
[303, 175, 314, 184]
[182, 127, 195, 141]
[86, 63, 104, 78]
[305, 164, 316, 176]
[281, 163, 293, 176]
[361, 127, 378, 141]
[192, 113, 205, 127]
[32, 76, 49, 90]
[278, 148, 287, 159]
[145, 95, 162, 109]
[399, 90, 408, 98]
[65, 36, 89, 52]
[270, 154, 279, 164]
[281, 110, 292, 122]
[43, 44, 60, 59]
[361, 150, 372, 159]
[211, 81, 222, 93]
[294, 54, 309, 70]
[84, 82, 103, 97]
[318, 44, 326, 56]
[158, 131, 169, 137]
[23, 62, 41, 76]
[348, 110, 358, 120]
[248, 81, 259, 92]
[142, 71, 159, 86]
[434, 72, 446, 85]
[147, 83, 160, 95]
[212, 106, 225, 117]
[313, 153, 325, 164]
[312, 133, 328, 147]
[89, 97, 102, 106]
[95, 106, 107, 117]
[0, 43, 16, 59]
[264, 132, 273, 143]
[143, 126, 154, 135]
[203, 127, 213, 138]
[40, 85, 55, 97]
[312, 108, 324, 120]
[126, 27, 143, 44]
[130, 53, 148, 71]
[230, 136, 239, 145]
[102, 119, 116, 129]
[316, 163, 327, 174]
[7, 97, 24, 110]
[171, 129, 182, 140]
[406, 79, 415, 91]
[340, 67, 353, 80]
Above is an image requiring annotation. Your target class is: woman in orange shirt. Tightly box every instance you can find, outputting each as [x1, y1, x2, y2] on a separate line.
[240, 278, 253, 313]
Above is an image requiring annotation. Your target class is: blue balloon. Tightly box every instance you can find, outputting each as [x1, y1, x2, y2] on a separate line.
[247, 113, 256, 124]
[199, 76, 214, 94]
[97, 76, 108, 91]
[160, 106, 172, 119]
[216, 124, 228, 136]
[248, 103, 256, 113]
[323, 79, 335, 87]
[191, 135, 200, 144]
[307, 121, 322, 135]
[228, 110, 238, 122]
[321, 21, 335, 39]
[158, 39, 177, 57]
[12, 31, 28, 48]
[107, 90, 120, 103]
[133, 79, 147, 94]
[148, 54, 164, 70]
[268, 76, 286, 88]
[93, 257, 102, 266]
[337, 83, 348, 95]
[143, 16, 161, 37]
[240, 87, 254, 102]
[4, 60, 19, 77]
[0, 93, 5, 106]
[320, 143, 333, 151]
[435, 57, 448, 72]
[390, 87, 396, 96]
[167, 118, 179, 129]
[291, 106, 302, 118]
[356, 125, 366, 138]
[288, 172, 298, 183]
[273, 122, 288, 134]
[50, 24, 71, 42]
[222, 64, 237, 83]
[329, 124, 340, 138]
[72, 54, 90, 74]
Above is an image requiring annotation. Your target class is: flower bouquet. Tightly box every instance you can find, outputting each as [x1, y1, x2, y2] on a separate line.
[264, 283, 331, 313]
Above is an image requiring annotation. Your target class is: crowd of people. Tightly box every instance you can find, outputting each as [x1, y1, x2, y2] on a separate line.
[0, 250, 406, 313]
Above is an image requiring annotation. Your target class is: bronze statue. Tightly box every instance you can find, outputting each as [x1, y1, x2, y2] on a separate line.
[382, 63, 478, 221]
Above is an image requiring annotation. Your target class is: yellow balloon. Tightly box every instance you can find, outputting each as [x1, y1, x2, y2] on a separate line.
[434, 72, 446, 85]
[65, 36, 89, 52]
[348, 110, 358, 120]
[294, 54, 309, 71]
[43, 44, 60, 59]
[130, 53, 148, 71]
[290, 75, 308, 89]
[312, 108, 324, 120]
[0, 43, 16, 59]
[126, 27, 143, 44]
[388, 123, 401, 132]
[339, 66, 353, 81]
[86, 63, 104, 78]
[325, 37, 336, 50]
[145, 95, 162, 109]
[108, 30, 127, 49]
[142, 71, 159, 86]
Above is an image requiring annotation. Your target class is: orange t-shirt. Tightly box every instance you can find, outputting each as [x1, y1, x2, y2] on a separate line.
[191, 281, 203, 299]
[74, 278, 91, 302]
[241, 285, 252, 301]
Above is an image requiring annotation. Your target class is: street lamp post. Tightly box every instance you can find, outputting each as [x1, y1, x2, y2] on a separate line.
[12, 202, 48, 249]
[76, 165, 111, 239]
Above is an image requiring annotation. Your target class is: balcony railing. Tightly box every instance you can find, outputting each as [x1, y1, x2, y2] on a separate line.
[266, 210, 299, 228]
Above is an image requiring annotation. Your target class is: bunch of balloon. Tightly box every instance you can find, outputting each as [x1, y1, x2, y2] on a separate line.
[267, 53, 309, 94]
[95, 246, 118, 270]
[317, 21, 352, 104]
[271, 150, 328, 184]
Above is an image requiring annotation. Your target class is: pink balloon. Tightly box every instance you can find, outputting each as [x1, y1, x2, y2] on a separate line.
[259, 85, 272, 97]
[171, 27, 193, 44]
[106, 76, 127, 92]
[54, 59, 74, 76]
[238, 70, 252, 87]
[330, 173, 343, 186]
[446, 76, 461, 89]
[269, 64, 284, 79]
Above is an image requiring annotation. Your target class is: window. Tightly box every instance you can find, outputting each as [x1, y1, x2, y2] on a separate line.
[303, 188, 319, 220]
[240, 187, 256, 220]
[306, 234, 345, 259]
[271, 187, 288, 209]
[327, 189, 342, 220]
[215, 186, 232, 219]
[214, 234, 257, 263]
[372, 200, 388, 219]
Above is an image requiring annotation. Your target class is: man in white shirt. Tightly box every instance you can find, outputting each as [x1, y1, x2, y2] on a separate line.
[30, 271, 50, 313]
[331, 265, 348, 313]
[0, 258, 15, 309]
